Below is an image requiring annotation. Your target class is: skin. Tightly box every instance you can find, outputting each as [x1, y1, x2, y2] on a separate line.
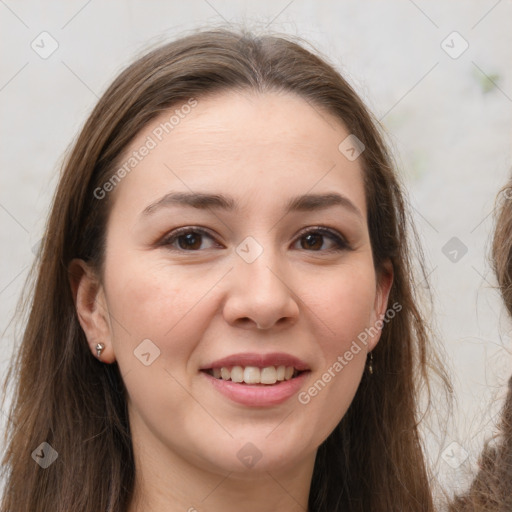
[70, 90, 393, 512]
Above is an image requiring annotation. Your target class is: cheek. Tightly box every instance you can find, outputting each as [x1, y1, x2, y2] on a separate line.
[295, 264, 376, 437]
[103, 257, 219, 370]
[319, 266, 377, 377]
[310, 263, 377, 349]
[104, 260, 217, 431]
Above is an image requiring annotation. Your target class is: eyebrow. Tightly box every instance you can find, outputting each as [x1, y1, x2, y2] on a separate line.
[140, 191, 363, 219]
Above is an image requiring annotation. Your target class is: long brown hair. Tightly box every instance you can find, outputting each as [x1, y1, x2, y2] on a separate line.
[449, 183, 512, 511]
[1, 28, 449, 511]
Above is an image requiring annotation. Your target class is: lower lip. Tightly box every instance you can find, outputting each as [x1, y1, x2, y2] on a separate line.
[201, 371, 309, 407]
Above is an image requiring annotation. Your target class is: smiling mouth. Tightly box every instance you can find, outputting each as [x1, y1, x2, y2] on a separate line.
[202, 365, 308, 385]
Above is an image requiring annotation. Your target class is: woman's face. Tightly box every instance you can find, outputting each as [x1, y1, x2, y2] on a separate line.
[82, 91, 392, 477]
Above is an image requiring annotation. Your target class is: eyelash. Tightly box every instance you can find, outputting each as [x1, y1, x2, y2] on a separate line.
[159, 225, 352, 253]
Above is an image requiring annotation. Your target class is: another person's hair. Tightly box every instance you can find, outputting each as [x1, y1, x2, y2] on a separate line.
[449, 183, 512, 512]
[1, 28, 448, 512]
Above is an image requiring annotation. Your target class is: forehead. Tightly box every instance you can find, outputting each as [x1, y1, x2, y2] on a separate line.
[109, 90, 367, 219]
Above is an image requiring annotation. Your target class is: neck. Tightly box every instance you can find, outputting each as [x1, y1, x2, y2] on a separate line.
[126, 431, 314, 512]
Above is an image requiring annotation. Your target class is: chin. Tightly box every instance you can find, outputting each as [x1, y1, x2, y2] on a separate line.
[196, 434, 314, 476]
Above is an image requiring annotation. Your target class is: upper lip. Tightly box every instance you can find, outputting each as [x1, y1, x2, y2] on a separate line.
[200, 352, 310, 371]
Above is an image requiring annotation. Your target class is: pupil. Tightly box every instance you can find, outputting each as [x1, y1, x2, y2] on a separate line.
[303, 234, 322, 250]
[179, 233, 201, 250]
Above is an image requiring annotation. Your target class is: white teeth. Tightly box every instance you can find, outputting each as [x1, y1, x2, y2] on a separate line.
[260, 366, 277, 384]
[230, 366, 244, 383]
[243, 366, 260, 384]
[210, 365, 299, 384]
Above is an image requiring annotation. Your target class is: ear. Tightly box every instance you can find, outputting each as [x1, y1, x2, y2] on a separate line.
[368, 259, 394, 352]
[68, 258, 116, 363]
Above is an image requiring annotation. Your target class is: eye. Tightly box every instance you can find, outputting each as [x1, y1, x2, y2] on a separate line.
[293, 226, 351, 252]
[159, 226, 351, 253]
[160, 227, 222, 251]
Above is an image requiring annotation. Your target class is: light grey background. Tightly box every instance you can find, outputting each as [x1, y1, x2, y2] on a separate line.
[1, 0, 511, 500]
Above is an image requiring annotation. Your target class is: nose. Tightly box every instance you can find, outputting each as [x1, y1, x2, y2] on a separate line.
[222, 247, 300, 331]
